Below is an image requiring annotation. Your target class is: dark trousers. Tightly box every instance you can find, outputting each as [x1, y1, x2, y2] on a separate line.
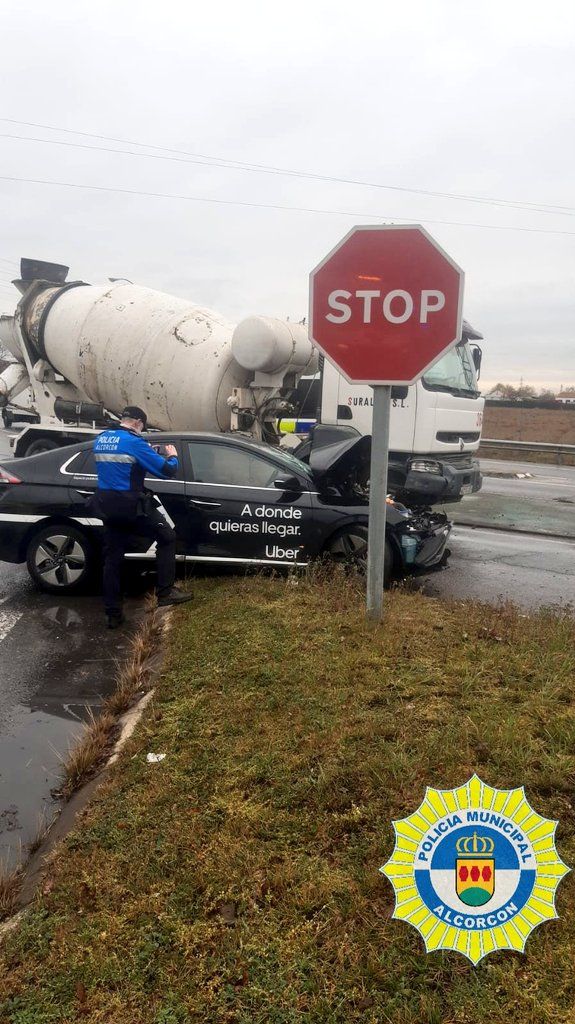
[102, 507, 176, 613]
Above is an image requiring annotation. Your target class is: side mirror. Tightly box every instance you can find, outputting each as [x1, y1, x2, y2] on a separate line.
[471, 345, 482, 379]
[274, 475, 302, 492]
[391, 385, 409, 400]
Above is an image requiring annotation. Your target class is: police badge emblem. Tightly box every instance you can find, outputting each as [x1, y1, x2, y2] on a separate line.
[381, 775, 569, 964]
[455, 832, 495, 906]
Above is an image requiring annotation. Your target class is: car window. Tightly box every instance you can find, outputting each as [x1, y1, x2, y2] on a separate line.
[266, 445, 313, 480]
[70, 439, 184, 480]
[148, 440, 183, 481]
[65, 449, 96, 475]
[188, 442, 287, 488]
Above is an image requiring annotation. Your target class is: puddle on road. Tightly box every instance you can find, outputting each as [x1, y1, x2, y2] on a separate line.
[0, 585, 146, 872]
[0, 702, 93, 871]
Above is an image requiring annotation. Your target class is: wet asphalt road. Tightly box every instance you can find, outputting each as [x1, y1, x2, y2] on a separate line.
[415, 524, 574, 608]
[0, 429, 144, 869]
[481, 458, 575, 499]
[0, 433, 573, 869]
[451, 458, 575, 537]
[419, 458, 575, 605]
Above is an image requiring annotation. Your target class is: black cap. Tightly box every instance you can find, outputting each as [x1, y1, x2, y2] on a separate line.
[120, 406, 147, 428]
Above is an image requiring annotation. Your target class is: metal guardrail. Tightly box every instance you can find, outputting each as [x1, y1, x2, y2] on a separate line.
[481, 438, 575, 454]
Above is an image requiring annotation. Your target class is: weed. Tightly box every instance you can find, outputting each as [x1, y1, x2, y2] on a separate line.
[0, 862, 22, 921]
[57, 710, 117, 799]
[27, 814, 51, 857]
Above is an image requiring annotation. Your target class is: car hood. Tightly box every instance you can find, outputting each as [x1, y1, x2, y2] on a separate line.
[308, 434, 371, 483]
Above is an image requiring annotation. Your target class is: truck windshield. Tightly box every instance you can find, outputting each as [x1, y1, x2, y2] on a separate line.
[422, 343, 479, 397]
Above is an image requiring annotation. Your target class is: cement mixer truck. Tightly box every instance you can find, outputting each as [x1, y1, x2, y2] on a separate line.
[0, 258, 484, 506]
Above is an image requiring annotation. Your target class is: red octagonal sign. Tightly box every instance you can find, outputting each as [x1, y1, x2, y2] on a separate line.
[309, 224, 464, 385]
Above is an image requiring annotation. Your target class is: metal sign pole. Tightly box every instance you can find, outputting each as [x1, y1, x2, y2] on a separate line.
[366, 384, 392, 621]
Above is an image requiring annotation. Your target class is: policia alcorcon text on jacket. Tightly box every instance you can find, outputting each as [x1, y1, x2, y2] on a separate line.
[93, 405, 192, 628]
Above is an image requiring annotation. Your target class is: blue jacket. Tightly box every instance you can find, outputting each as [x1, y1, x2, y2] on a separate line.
[93, 426, 178, 521]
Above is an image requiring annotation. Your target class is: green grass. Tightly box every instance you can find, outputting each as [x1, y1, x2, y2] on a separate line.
[0, 573, 574, 1023]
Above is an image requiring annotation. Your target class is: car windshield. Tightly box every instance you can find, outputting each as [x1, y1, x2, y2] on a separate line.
[270, 444, 314, 480]
[422, 343, 478, 396]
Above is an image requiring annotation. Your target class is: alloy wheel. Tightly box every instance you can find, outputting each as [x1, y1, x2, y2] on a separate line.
[328, 529, 368, 569]
[33, 533, 87, 588]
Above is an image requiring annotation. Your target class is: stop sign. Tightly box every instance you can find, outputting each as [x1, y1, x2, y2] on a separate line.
[309, 224, 464, 385]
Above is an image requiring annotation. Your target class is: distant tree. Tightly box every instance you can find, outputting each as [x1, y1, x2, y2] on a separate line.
[514, 384, 536, 400]
[496, 384, 520, 399]
[538, 389, 556, 400]
[489, 383, 516, 398]
[488, 382, 538, 400]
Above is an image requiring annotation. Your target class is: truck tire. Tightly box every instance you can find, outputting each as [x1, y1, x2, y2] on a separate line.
[24, 438, 60, 457]
[325, 525, 393, 587]
[26, 524, 95, 594]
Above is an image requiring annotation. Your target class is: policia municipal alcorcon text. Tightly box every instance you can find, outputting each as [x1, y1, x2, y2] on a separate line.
[93, 405, 192, 628]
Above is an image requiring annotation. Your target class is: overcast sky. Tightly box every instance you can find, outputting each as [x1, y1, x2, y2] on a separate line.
[1, 0, 574, 390]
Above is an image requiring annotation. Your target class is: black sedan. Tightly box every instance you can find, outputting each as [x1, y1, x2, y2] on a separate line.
[0, 431, 451, 594]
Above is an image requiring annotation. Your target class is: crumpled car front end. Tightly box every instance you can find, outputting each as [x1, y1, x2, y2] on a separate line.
[306, 429, 452, 577]
[390, 504, 452, 571]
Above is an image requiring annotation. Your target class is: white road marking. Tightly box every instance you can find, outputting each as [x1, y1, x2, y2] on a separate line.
[0, 608, 23, 642]
[453, 526, 575, 548]
[484, 477, 574, 489]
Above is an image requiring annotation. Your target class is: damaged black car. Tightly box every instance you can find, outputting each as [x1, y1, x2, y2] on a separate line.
[0, 429, 451, 593]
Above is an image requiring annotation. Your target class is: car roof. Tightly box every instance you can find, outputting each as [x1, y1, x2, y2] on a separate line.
[144, 431, 266, 446]
[70, 430, 308, 464]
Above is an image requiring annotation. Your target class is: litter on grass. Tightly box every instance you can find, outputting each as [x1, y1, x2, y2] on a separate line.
[146, 753, 166, 764]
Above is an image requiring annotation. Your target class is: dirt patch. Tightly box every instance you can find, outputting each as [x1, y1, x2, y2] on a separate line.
[484, 404, 575, 444]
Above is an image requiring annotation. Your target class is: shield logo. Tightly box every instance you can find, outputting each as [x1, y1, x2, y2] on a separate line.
[455, 833, 495, 907]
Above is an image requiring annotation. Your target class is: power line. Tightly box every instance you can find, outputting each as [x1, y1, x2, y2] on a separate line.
[5, 130, 575, 221]
[1, 116, 573, 219]
[2, 172, 575, 236]
[0, 132, 254, 177]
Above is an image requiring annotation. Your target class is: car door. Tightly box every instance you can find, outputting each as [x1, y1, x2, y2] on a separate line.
[141, 437, 192, 551]
[185, 439, 316, 565]
[65, 438, 193, 553]
[62, 447, 101, 523]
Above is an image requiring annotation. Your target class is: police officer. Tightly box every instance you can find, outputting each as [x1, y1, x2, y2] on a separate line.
[93, 405, 192, 627]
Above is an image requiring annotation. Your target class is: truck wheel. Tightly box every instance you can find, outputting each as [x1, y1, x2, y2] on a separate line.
[24, 439, 60, 457]
[26, 525, 94, 594]
[325, 526, 393, 587]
